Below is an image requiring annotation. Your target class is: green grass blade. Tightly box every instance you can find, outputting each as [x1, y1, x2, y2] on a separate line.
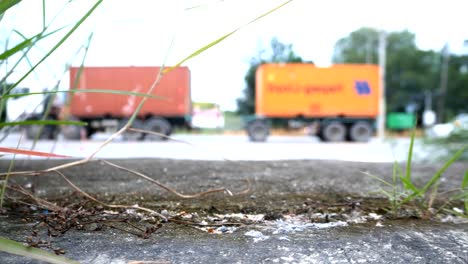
[394, 160, 404, 179]
[0, 132, 21, 208]
[442, 208, 466, 218]
[123, 36, 174, 127]
[125, 1, 291, 129]
[10, 0, 103, 91]
[392, 160, 398, 184]
[405, 128, 416, 180]
[70, 33, 94, 92]
[0, 26, 67, 85]
[393, 160, 418, 193]
[421, 144, 468, 194]
[399, 176, 420, 194]
[164, 32, 233, 74]
[63, 33, 92, 121]
[450, 192, 468, 200]
[391, 161, 399, 212]
[398, 191, 419, 206]
[17, 25, 67, 42]
[379, 188, 397, 200]
[0, 120, 87, 127]
[462, 169, 468, 190]
[184, 1, 224, 11]
[0, 0, 21, 14]
[361, 171, 393, 187]
[13, 25, 67, 43]
[2, 89, 166, 100]
[42, 0, 46, 30]
[0, 236, 79, 264]
[0, 38, 32, 60]
[164, 0, 292, 74]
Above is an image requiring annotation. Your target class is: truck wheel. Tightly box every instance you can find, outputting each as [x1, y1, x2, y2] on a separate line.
[247, 120, 269, 142]
[25, 124, 45, 140]
[25, 122, 57, 140]
[85, 127, 97, 139]
[61, 117, 82, 140]
[143, 117, 171, 141]
[349, 121, 373, 142]
[322, 121, 346, 142]
[119, 118, 144, 141]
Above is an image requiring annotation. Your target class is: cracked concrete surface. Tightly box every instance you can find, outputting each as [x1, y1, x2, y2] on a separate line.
[1, 159, 467, 263]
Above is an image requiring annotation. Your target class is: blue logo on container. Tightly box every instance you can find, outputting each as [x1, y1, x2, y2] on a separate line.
[354, 81, 371, 95]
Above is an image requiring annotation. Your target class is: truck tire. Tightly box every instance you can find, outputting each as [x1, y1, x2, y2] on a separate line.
[61, 126, 81, 140]
[60, 116, 82, 140]
[143, 117, 171, 141]
[25, 122, 57, 140]
[119, 118, 144, 141]
[25, 124, 45, 140]
[349, 121, 373, 142]
[247, 120, 269, 142]
[321, 121, 346, 142]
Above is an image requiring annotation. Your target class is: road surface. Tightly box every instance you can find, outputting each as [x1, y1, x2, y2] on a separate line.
[0, 132, 433, 162]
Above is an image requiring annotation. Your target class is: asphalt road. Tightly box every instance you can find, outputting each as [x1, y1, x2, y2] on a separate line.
[0, 132, 431, 162]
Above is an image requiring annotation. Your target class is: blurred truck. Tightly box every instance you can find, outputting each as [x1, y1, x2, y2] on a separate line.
[25, 66, 192, 140]
[246, 63, 380, 142]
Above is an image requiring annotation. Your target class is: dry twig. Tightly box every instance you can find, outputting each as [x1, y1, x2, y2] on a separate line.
[6, 184, 64, 212]
[100, 159, 231, 198]
[53, 170, 167, 220]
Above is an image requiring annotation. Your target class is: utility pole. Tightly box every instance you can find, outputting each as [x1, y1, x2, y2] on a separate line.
[437, 44, 449, 123]
[377, 31, 387, 140]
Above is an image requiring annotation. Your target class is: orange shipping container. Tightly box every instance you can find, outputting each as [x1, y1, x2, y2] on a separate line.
[256, 64, 380, 118]
[69, 66, 191, 118]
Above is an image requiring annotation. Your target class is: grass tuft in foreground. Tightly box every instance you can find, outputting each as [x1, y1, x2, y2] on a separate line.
[364, 129, 468, 218]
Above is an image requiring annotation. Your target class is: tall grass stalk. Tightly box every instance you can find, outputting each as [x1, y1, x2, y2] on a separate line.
[364, 128, 467, 216]
[0, 134, 22, 208]
[8, 0, 103, 93]
[463, 170, 468, 214]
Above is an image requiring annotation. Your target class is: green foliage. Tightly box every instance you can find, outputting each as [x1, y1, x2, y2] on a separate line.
[333, 27, 468, 120]
[237, 38, 304, 115]
[445, 54, 468, 116]
[333, 27, 381, 64]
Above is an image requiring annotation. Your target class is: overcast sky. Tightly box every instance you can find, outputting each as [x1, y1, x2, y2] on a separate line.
[2, 0, 468, 111]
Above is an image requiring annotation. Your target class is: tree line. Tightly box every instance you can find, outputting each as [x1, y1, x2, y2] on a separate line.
[237, 28, 468, 122]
